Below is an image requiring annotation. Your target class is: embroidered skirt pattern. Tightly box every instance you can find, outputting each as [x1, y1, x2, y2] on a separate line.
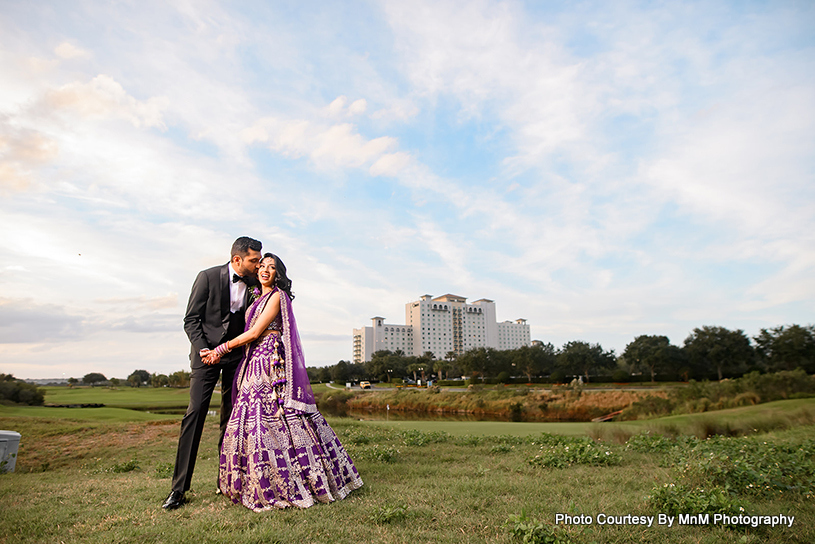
[219, 332, 363, 511]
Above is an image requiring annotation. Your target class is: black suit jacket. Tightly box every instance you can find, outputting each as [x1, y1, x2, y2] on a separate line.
[183, 263, 254, 369]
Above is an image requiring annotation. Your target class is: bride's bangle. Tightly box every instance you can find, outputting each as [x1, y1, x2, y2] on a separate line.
[214, 342, 232, 357]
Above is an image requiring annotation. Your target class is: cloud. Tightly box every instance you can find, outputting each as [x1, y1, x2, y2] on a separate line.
[327, 95, 347, 116]
[0, 298, 86, 343]
[95, 294, 179, 311]
[326, 96, 368, 117]
[0, 124, 59, 192]
[243, 116, 400, 170]
[104, 313, 180, 333]
[348, 98, 367, 115]
[41, 75, 169, 129]
[54, 42, 90, 59]
[0, 0, 812, 378]
[369, 151, 412, 177]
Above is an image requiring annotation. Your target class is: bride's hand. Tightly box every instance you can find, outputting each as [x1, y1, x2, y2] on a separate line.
[200, 349, 220, 365]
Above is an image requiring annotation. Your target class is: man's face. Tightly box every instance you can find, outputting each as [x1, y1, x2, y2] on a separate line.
[233, 249, 262, 277]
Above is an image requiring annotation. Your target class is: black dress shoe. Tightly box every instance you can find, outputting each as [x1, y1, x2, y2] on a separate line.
[162, 491, 186, 510]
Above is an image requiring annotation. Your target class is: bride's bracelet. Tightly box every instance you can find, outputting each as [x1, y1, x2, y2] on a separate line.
[214, 342, 232, 357]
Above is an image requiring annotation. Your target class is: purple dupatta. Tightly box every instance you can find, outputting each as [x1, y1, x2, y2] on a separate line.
[232, 288, 317, 412]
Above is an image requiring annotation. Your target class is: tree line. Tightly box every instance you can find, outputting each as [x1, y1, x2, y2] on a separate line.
[58, 370, 193, 388]
[50, 323, 815, 390]
[308, 324, 815, 384]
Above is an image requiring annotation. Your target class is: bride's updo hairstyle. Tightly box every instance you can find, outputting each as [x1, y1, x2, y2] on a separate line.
[264, 253, 294, 300]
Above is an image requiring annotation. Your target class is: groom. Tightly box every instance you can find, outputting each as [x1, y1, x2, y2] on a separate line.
[162, 236, 262, 510]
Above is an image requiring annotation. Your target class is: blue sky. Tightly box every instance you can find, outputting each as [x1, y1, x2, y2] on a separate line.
[1, 0, 813, 379]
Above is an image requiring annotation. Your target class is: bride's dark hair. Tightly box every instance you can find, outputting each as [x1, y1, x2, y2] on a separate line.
[264, 253, 294, 300]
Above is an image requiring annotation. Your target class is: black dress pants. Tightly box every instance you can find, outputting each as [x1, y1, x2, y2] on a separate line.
[170, 358, 238, 494]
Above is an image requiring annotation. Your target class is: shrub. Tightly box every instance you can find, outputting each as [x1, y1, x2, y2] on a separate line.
[353, 444, 400, 463]
[505, 510, 574, 544]
[109, 458, 140, 473]
[316, 390, 354, 414]
[611, 370, 630, 383]
[399, 429, 449, 446]
[671, 436, 815, 498]
[370, 504, 408, 524]
[626, 432, 675, 453]
[154, 462, 174, 478]
[509, 402, 524, 422]
[621, 395, 675, 419]
[342, 427, 373, 445]
[548, 371, 566, 384]
[648, 483, 746, 517]
[529, 437, 622, 468]
[0, 374, 44, 406]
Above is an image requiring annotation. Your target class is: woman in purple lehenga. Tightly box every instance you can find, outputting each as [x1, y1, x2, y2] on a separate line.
[201, 253, 362, 512]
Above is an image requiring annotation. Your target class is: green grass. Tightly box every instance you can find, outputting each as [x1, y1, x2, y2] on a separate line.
[0, 404, 179, 422]
[363, 419, 598, 436]
[1, 397, 814, 544]
[42, 386, 212, 410]
[310, 383, 334, 394]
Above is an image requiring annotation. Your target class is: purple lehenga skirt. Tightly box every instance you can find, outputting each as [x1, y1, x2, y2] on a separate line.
[219, 332, 363, 511]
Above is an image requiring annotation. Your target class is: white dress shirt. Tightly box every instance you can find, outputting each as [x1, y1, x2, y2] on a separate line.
[228, 263, 247, 313]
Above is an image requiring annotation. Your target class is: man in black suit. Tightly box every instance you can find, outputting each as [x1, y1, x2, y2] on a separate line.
[162, 236, 262, 510]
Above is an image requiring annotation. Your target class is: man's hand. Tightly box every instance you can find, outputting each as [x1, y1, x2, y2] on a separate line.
[199, 349, 221, 366]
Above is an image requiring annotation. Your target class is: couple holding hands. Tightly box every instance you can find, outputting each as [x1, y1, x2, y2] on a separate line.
[162, 237, 362, 512]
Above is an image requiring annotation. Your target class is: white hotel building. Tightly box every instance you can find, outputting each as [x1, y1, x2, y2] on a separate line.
[352, 294, 531, 364]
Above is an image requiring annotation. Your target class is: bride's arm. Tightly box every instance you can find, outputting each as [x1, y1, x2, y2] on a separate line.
[202, 292, 281, 364]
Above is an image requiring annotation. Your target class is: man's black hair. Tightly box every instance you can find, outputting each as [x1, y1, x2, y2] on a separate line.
[231, 236, 262, 257]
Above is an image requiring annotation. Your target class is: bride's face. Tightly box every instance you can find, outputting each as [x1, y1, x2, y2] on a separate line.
[258, 258, 277, 287]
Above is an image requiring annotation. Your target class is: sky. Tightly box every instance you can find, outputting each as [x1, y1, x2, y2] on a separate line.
[1, 0, 813, 380]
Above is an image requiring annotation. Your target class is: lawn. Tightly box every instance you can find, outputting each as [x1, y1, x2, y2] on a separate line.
[1, 391, 813, 543]
[41, 386, 210, 411]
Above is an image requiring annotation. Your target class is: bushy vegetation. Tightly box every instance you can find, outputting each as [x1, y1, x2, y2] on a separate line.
[0, 374, 44, 406]
[310, 322, 814, 387]
[343, 386, 647, 421]
[672, 435, 815, 498]
[623, 370, 815, 420]
[648, 484, 746, 519]
[628, 427, 815, 522]
[505, 510, 575, 544]
[2, 400, 815, 543]
[528, 435, 622, 468]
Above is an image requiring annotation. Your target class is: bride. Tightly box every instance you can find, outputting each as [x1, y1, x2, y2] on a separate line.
[201, 253, 362, 511]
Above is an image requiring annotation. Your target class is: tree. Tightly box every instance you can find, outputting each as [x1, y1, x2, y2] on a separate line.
[366, 350, 410, 382]
[683, 326, 754, 381]
[513, 343, 557, 382]
[458, 348, 488, 382]
[318, 367, 331, 383]
[82, 372, 107, 386]
[433, 359, 451, 381]
[168, 370, 191, 388]
[67, 377, 78, 387]
[331, 360, 350, 384]
[623, 335, 685, 382]
[0, 374, 45, 405]
[151, 373, 169, 387]
[754, 324, 815, 373]
[346, 362, 368, 383]
[110, 378, 120, 387]
[128, 369, 151, 388]
[557, 341, 615, 383]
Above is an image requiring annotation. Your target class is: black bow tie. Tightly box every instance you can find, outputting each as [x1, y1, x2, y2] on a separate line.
[232, 273, 246, 284]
